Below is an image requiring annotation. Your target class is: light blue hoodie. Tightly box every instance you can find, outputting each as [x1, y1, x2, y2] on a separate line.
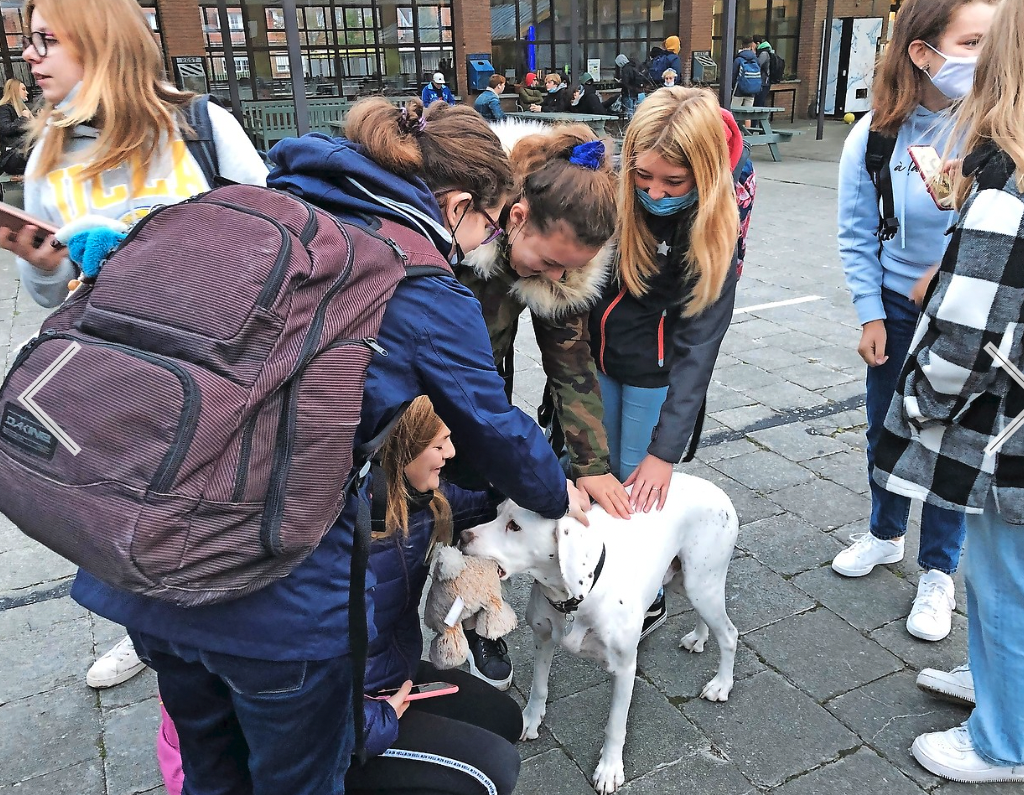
[837, 106, 957, 325]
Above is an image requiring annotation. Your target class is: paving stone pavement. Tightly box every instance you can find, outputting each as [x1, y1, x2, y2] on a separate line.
[0, 123, 991, 794]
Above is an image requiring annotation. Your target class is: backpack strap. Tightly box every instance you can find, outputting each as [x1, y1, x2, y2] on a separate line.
[865, 130, 899, 243]
[681, 398, 707, 463]
[182, 94, 220, 189]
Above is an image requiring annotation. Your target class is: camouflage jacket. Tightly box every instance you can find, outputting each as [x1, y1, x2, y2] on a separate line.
[457, 234, 613, 477]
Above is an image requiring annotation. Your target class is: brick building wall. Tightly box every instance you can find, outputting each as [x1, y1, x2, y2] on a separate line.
[677, 0, 713, 83]
[451, 0, 492, 103]
[155, 0, 205, 72]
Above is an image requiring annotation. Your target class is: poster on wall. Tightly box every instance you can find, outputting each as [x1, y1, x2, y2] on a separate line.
[587, 58, 601, 78]
[174, 56, 209, 94]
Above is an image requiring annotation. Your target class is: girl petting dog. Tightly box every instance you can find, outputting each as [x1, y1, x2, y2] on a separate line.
[158, 397, 523, 795]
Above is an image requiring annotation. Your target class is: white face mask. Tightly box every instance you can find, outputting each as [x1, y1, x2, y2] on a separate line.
[924, 42, 977, 100]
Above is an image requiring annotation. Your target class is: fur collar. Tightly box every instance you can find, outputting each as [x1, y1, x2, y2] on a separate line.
[462, 238, 613, 320]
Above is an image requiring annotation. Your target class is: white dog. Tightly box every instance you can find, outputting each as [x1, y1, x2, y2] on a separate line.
[460, 472, 739, 794]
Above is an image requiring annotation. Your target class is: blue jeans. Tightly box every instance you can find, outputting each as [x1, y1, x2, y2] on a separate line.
[132, 632, 355, 795]
[965, 495, 1024, 766]
[866, 288, 966, 573]
[621, 95, 638, 121]
[597, 372, 668, 481]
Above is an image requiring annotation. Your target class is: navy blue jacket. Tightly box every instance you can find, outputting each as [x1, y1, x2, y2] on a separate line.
[362, 480, 499, 756]
[71, 134, 568, 661]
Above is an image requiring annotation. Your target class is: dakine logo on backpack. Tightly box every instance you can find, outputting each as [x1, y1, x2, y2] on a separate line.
[0, 183, 451, 607]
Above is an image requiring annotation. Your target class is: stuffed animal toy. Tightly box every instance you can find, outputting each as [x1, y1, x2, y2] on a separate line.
[424, 546, 517, 669]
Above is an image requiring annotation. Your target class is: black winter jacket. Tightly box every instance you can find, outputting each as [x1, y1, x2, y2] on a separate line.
[541, 84, 571, 113]
[573, 84, 606, 115]
[589, 208, 737, 463]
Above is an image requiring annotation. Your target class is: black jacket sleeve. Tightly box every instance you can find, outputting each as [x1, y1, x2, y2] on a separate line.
[648, 258, 738, 463]
[0, 104, 27, 146]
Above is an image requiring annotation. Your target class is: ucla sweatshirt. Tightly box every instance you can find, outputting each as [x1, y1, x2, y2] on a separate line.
[18, 101, 268, 308]
[837, 106, 957, 325]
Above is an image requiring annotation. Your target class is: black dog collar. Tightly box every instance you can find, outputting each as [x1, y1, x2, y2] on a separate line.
[546, 544, 607, 614]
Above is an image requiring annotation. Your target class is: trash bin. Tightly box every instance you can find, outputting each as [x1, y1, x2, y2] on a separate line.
[466, 53, 495, 91]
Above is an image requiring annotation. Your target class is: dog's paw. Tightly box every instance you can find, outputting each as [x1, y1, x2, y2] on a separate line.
[521, 707, 544, 740]
[679, 630, 707, 653]
[592, 758, 625, 794]
[700, 674, 734, 702]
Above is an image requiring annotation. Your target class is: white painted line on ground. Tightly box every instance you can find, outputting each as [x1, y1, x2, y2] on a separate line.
[733, 295, 823, 316]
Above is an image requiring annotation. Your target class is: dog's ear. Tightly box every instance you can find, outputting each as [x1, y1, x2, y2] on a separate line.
[554, 517, 601, 601]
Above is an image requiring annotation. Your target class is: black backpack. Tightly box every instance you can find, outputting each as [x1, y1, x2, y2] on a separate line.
[865, 130, 899, 243]
[768, 51, 786, 83]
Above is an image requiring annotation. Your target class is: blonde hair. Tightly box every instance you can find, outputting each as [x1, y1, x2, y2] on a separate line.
[949, 0, 1024, 206]
[543, 73, 562, 86]
[1, 79, 28, 116]
[25, 0, 193, 191]
[376, 396, 453, 545]
[617, 86, 738, 316]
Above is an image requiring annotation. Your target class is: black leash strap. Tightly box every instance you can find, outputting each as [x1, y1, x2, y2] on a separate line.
[681, 397, 706, 463]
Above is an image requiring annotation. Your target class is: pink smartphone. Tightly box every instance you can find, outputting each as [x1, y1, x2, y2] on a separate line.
[368, 681, 459, 701]
[0, 201, 60, 247]
[908, 145, 955, 210]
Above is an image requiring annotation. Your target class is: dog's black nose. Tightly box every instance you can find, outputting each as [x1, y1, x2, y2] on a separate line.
[459, 530, 475, 547]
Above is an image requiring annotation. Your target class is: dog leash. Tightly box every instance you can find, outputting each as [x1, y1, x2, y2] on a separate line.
[545, 543, 607, 634]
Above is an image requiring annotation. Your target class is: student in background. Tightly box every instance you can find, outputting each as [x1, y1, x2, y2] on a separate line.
[422, 71, 457, 106]
[474, 74, 506, 122]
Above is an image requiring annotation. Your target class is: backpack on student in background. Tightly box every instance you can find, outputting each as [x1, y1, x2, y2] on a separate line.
[768, 51, 786, 83]
[736, 60, 763, 96]
[0, 183, 451, 608]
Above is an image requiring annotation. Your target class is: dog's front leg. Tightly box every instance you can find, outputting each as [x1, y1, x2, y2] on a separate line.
[592, 659, 636, 794]
[522, 587, 556, 740]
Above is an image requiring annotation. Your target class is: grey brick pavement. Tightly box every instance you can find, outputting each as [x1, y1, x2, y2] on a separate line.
[0, 123, 988, 794]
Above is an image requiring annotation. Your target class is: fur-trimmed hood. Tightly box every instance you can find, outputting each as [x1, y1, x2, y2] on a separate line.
[460, 119, 614, 319]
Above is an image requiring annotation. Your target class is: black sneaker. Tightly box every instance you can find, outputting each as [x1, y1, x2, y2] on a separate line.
[465, 629, 513, 690]
[639, 591, 667, 642]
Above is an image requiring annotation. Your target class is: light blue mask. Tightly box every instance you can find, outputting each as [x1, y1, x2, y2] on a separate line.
[547, 87, 558, 93]
[635, 186, 698, 216]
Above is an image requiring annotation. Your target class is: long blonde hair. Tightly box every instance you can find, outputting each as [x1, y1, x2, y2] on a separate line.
[25, 0, 192, 190]
[949, 0, 1024, 207]
[0, 79, 28, 116]
[375, 396, 453, 545]
[617, 86, 738, 316]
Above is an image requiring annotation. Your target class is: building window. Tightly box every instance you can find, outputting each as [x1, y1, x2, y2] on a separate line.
[199, 0, 453, 101]
[712, 0, 801, 81]
[490, 0, 665, 83]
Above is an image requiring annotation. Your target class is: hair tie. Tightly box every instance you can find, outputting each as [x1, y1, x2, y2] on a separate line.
[569, 140, 605, 170]
[399, 106, 428, 135]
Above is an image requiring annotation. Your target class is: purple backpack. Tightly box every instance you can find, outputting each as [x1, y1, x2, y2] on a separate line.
[0, 184, 450, 606]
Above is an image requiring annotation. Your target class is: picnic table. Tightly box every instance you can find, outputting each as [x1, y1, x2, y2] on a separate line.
[507, 110, 617, 137]
[729, 106, 804, 162]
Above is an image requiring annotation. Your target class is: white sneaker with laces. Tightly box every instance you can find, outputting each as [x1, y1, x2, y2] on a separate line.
[86, 636, 146, 689]
[907, 570, 955, 641]
[831, 532, 905, 577]
[917, 663, 974, 705]
[913, 724, 1024, 783]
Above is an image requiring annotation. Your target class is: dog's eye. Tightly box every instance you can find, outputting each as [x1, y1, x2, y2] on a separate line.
[505, 520, 521, 533]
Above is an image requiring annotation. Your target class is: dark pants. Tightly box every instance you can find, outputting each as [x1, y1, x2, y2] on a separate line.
[346, 663, 521, 795]
[865, 288, 966, 573]
[754, 85, 770, 107]
[132, 632, 355, 795]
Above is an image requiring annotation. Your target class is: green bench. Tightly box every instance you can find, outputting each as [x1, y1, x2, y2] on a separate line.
[241, 99, 352, 151]
[774, 129, 806, 143]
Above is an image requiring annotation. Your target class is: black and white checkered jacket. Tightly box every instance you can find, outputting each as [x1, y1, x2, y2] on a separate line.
[872, 144, 1024, 523]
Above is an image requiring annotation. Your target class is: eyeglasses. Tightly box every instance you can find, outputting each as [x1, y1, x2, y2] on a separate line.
[479, 206, 504, 246]
[21, 31, 59, 58]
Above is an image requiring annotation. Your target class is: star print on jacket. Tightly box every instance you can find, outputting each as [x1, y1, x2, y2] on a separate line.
[657, 240, 671, 256]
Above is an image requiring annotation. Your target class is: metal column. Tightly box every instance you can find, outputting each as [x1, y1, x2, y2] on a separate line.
[718, 0, 737, 111]
[215, 0, 243, 122]
[816, 0, 837, 140]
[281, 0, 311, 136]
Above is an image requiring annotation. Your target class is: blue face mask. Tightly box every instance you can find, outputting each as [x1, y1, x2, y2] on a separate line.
[635, 186, 698, 216]
[547, 86, 558, 93]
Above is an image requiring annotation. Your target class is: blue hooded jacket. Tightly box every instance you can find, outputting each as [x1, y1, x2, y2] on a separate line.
[71, 133, 568, 662]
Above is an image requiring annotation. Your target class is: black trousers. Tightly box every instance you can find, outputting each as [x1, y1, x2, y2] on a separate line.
[346, 663, 522, 795]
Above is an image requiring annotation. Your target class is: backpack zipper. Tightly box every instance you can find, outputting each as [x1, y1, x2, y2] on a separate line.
[25, 333, 201, 493]
[231, 411, 259, 502]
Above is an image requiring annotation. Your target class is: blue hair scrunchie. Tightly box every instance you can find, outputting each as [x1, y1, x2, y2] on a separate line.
[568, 140, 605, 170]
[67, 227, 127, 280]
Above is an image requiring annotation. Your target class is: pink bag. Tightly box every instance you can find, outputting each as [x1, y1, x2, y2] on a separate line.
[157, 704, 183, 795]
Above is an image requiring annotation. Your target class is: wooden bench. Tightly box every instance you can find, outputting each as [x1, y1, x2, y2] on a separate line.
[774, 129, 805, 143]
[241, 99, 352, 150]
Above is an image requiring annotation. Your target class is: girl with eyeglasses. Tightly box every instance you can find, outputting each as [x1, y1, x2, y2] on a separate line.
[0, 0, 268, 700]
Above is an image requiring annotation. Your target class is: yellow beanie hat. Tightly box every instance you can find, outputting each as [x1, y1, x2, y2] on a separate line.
[664, 35, 681, 53]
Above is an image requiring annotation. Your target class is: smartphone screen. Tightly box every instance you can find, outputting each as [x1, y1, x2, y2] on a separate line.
[908, 145, 954, 210]
[368, 682, 459, 700]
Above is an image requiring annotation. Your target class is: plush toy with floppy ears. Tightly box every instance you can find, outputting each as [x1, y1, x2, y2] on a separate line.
[424, 546, 517, 669]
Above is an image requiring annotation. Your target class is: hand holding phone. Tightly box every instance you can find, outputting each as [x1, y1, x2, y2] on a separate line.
[0, 201, 66, 273]
[369, 681, 459, 701]
[908, 145, 955, 210]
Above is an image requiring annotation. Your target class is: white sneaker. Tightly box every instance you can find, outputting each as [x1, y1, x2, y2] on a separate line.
[917, 663, 975, 706]
[907, 570, 955, 641]
[86, 636, 146, 689]
[913, 724, 1024, 783]
[831, 532, 905, 577]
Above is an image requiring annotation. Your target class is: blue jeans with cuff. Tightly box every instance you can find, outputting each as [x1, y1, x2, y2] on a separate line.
[865, 288, 966, 573]
[132, 631, 355, 795]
